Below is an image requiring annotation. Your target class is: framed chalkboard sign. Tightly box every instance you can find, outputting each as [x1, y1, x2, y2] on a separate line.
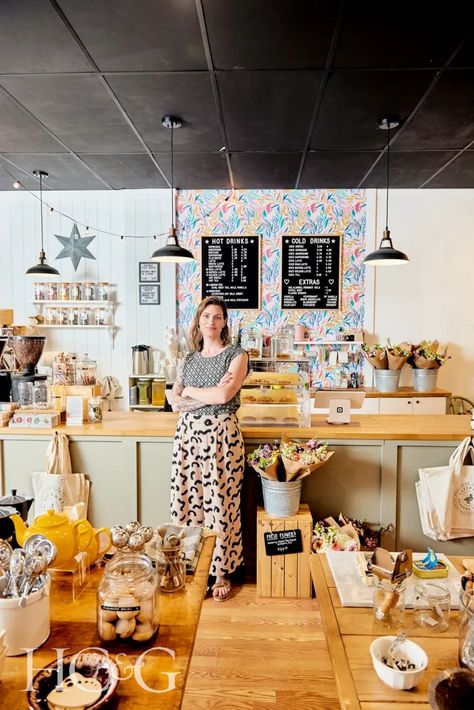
[264, 528, 303, 556]
[281, 235, 342, 310]
[201, 236, 261, 310]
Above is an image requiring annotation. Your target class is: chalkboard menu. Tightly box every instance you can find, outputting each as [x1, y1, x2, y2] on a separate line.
[281, 235, 341, 310]
[201, 236, 260, 309]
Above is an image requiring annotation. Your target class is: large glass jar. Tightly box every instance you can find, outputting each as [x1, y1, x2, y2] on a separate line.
[241, 327, 263, 359]
[151, 378, 166, 406]
[76, 354, 97, 386]
[97, 283, 109, 301]
[46, 307, 58, 325]
[34, 282, 45, 301]
[59, 282, 70, 301]
[414, 581, 450, 632]
[137, 378, 151, 405]
[70, 283, 82, 301]
[271, 327, 294, 359]
[52, 353, 75, 385]
[48, 282, 58, 301]
[459, 589, 474, 669]
[97, 553, 159, 644]
[33, 380, 48, 409]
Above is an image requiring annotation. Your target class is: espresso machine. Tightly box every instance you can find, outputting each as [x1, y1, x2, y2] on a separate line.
[8, 335, 47, 403]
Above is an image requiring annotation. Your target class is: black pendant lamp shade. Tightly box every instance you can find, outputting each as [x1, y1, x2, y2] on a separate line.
[151, 116, 195, 264]
[26, 170, 60, 277]
[363, 117, 409, 266]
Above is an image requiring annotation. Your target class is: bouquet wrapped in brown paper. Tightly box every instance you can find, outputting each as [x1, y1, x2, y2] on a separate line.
[279, 436, 333, 482]
[386, 340, 411, 371]
[409, 340, 450, 369]
[361, 343, 388, 369]
[247, 443, 280, 480]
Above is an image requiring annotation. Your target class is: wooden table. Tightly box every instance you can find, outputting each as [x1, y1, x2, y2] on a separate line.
[310, 554, 465, 709]
[1, 535, 215, 709]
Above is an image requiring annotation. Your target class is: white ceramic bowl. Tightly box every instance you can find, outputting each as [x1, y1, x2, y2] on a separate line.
[370, 635, 428, 690]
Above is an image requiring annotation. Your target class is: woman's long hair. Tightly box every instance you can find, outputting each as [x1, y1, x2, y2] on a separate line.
[190, 296, 230, 352]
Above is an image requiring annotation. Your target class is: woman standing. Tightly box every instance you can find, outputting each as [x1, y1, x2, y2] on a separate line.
[170, 296, 249, 600]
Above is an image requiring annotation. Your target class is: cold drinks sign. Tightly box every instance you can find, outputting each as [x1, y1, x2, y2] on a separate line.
[201, 236, 261, 309]
[281, 235, 342, 310]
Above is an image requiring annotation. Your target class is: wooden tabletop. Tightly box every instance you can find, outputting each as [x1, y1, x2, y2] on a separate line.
[0, 411, 471, 440]
[310, 554, 466, 710]
[311, 387, 451, 399]
[1, 535, 215, 709]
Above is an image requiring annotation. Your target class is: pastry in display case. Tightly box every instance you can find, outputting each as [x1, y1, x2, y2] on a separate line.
[238, 359, 310, 427]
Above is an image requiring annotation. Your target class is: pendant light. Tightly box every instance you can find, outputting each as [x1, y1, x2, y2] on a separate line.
[363, 117, 409, 266]
[26, 170, 60, 276]
[150, 116, 194, 263]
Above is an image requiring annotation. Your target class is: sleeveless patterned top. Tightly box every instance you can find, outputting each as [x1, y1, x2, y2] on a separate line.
[181, 344, 247, 416]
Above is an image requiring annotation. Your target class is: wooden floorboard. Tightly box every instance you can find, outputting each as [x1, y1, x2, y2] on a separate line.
[182, 583, 340, 710]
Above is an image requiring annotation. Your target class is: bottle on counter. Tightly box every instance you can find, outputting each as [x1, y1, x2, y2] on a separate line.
[151, 378, 166, 407]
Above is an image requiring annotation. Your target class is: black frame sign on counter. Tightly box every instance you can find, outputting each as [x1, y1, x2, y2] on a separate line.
[201, 235, 261, 310]
[281, 234, 342, 310]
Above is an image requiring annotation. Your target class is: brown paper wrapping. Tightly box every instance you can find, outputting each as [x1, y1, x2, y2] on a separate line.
[386, 352, 408, 371]
[363, 350, 388, 369]
[281, 450, 334, 481]
[413, 356, 439, 370]
[250, 460, 279, 481]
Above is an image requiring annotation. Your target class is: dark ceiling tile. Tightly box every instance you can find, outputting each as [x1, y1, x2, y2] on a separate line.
[57, 0, 206, 71]
[0, 0, 91, 73]
[334, 6, 468, 68]
[424, 151, 474, 188]
[0, 75, 144, 153]
[202, 0, 340, 70]
[1, 154, 111, 190]
[312, 70, 436, 150]
[0, 92, 66, 153]
[218, 71, 322, 151]
[299, 152, 377, 188]
[79, 154, 168, 189]
[395, 70, 474, 150]
[231, 153, 301, 189]
[362, 151, 458, 188]
[106, 73, 221, 152]
[153, 153, 230, 189]
[451, 34, 474, 67]
[0, 156, 40, 190]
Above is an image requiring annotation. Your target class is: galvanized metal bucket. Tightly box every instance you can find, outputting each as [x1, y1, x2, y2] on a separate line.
[261, 477, 302, 518]
[374, 369, 401, 393]
[412, 368, 438, 392]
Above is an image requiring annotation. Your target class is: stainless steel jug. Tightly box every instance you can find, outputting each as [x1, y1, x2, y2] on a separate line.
[132, 345, 150, 375]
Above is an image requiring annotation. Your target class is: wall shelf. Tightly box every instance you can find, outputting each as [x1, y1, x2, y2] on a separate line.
[294, 340, 364, 345]
[33, 300, 113, 307]
[130, 404, 165, 411]
[36, 324, 117, 347]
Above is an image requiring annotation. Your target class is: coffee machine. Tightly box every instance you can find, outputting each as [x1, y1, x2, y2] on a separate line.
[8, 335, 47, 403]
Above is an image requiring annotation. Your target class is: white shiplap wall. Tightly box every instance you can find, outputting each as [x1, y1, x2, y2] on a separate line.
[0, 189, 176, 409]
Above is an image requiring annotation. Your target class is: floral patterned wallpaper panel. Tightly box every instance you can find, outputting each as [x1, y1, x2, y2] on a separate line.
[176, 189, 366, 387]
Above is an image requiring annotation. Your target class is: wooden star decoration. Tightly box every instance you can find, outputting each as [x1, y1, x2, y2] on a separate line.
[55, 223, 96, 271]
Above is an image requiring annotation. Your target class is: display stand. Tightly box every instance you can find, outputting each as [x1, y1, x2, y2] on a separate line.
[49, 551, 90, 602]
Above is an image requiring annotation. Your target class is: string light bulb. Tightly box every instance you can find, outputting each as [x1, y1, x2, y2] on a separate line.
[13, 180, 20, 189]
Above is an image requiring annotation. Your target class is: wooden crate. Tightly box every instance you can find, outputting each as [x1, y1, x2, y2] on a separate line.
[51, 384, 101, 419]
[256, 504, 313, 598]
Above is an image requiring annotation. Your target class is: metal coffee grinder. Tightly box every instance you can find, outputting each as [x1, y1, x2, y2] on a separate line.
[8, 335, 47, 404]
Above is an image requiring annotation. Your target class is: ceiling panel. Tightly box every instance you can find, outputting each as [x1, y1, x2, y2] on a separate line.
[106, 73, 222, 152]
[451, 35, 474, 67]
[333, 5, 467, 68]
[57, 0, 207, 71]
[0, 0, 91, 73]
[394, 70, 474, 150]
[311, 70, 436, 150]
[361, 151, 459, 188]
[0, 92, 67, 153]
[0, 75, 144, 153]
[153, 153, 231, 189]
[1, 154, 111, 190]
[0, 157, 41, 191]
[425, 151, 474, 188]
[202, 0, 340, 70]
[300, 152, 378, 188]
[231, 153, 301, 189]
[218, 71, 323, 151]
[79, 154, 168, 189]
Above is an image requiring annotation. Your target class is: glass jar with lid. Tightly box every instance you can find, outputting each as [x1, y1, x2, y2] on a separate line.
[34, 282, 45, 301]
[241, 326, 263, 359]
[95, 307, 110, 326]
[137, 378, 151, 405]
[52, 353, 75, 385]
[83, 282, 95, 301]
[48, 282, 58, 301]
[97, 552, 159, 644]
[67, 307, 78, 326]
[56, 307, 67, 326]
[59, 282, 70, 301]
[88, 396, 103, 423]
[33, 380, 48, 409]
[46, 307, 58, 325]
[151, 378, 166, 407]
[271, 326, 294, 359]
[96, 283, 109, 301]
[69, 283, 82, 301]
[75, 354, 97, 386]
[414, 581, 450, 632]
[78, 307, 91, 326]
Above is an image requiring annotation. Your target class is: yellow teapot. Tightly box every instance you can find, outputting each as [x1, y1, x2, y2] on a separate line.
[11, 509, 93, 567]
[83, 525, 112, 566]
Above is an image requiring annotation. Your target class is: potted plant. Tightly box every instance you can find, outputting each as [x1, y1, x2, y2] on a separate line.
[362, 341, 411, 392]
[408, 341, 450, 392]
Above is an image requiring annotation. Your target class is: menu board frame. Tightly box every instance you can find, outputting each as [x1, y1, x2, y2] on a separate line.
[200, 235, 261, 310]
[280, 234, 342, 311]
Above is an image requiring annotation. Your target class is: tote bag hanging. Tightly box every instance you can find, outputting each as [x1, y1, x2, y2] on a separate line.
[32, 432, 90, 518]
[417, 437, 474, 541]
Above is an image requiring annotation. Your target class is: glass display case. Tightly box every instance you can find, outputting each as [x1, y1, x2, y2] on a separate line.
[238, 358, 310, 427]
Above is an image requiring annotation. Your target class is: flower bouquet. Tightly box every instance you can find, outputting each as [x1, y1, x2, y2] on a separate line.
[386, 340, 411, 371]
[279, 436, 333, 482]
[247, 443, 280, 481]
[409, 340, 450, 369]
[312, 516, 360, 552]
[361, 343, 387, 369]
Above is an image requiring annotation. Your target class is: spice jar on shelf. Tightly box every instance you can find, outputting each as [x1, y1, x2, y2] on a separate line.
[97, 283, 109, 301]
[48, 282, 58, 301]
[76, 354, 97, 386]
[59, 282, 70, 301]
[97, 553, 159, 644]
[83, 282, 95, 300]
[67, 307, 78, 326]
[95, 307, 110, 326]
[70, 282, 82, 301]
[56, 307, 67, 326]
[34, 282, 46, 301]
[45, 307, 58, 325]
[78, 307, 91, 326]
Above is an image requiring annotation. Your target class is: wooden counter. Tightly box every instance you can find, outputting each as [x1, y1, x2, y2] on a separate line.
[311, 387, 451, 399]
[0, 411, 470, 440]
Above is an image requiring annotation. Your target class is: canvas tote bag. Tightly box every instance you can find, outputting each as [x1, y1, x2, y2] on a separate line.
[417, 437, 474, 540]
[32, 432, 90, 518]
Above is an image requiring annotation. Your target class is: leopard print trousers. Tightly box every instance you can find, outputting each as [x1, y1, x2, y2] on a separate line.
[170, 411, 244, 577]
